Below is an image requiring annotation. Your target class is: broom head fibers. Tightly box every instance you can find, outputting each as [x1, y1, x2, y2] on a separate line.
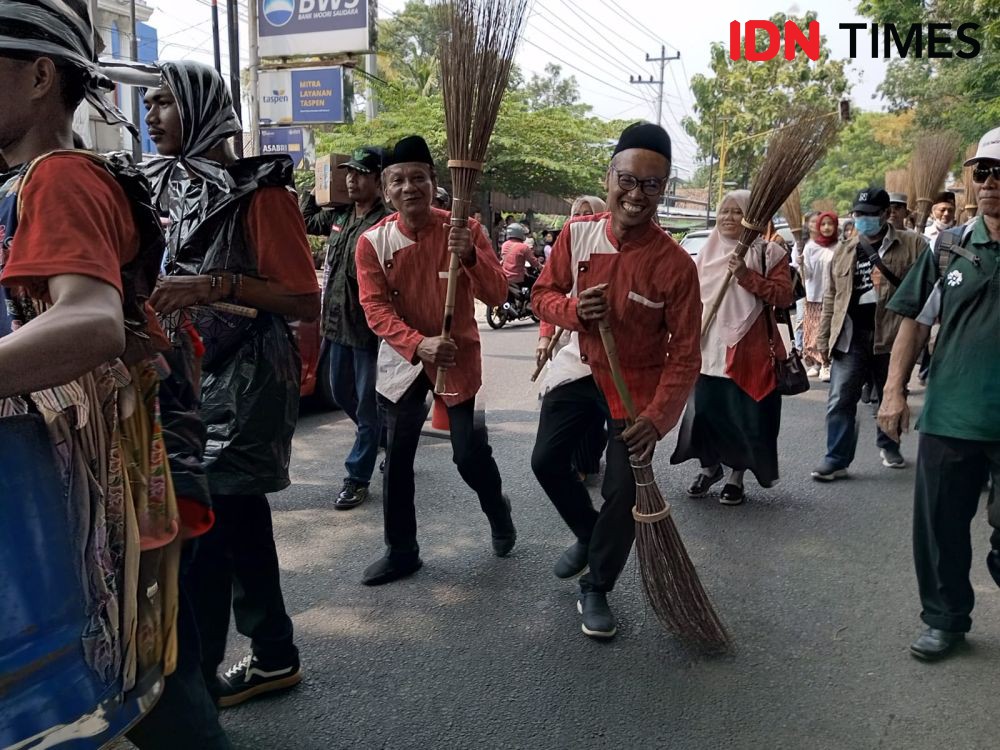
[911, 131, 961, 229]
[631, 457, 730, 653]
[738, 105, 841, 259]
[781, 185, 803, 244]
[885, 168, 908, 195]
[961, 142, 979, 222]
[439, 0, 527, 222]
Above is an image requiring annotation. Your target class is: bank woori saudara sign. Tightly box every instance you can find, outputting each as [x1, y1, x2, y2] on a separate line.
[258, 0, 373, 58]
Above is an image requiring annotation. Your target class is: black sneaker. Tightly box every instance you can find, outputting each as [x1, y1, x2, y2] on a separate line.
[577, 591, 617, 639]
[334, 479, 369, 510]
[488, 494, 517, 557]
[880, 447, 906, 469]
[216, 653, 301, 708]
[554, 540, 589, 579]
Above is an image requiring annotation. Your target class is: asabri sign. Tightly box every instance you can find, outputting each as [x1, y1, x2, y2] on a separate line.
[258, 0, 372, 58]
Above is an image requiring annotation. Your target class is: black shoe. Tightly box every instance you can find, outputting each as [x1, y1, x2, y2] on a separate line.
[909, 627, 965, 661]
[215, 652, 301, 708]
[861, 383, 872, 404]
[554, 541, 589, 579]
[688, 466, 724, 498]
[362, 555, 422, 586]
[489, 495, 517, 557]
[719, 483, 745, 506]
[379, 457, 386, 473]
[880, 447, 906, 469]
[334, 479, 370, 510]
[576, 591, 617, 639]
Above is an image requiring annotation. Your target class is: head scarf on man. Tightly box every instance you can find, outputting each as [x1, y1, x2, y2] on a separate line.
[0, 0, 135, 134]
[697, 189, 787, 347]
[142, 60, 242, 209]
[571, 195, 607, 216]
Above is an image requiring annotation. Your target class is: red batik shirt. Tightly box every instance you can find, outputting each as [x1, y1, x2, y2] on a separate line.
[532, 213, 702, 437]
[356, 207, 508, 405]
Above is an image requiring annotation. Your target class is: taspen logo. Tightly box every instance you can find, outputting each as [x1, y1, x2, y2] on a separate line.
[729, 20, 982, 61]
[262, 0, 295, 27]
[263, 89, 289, 104]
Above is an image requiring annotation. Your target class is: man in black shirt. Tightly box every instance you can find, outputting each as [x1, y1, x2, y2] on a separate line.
[813, 188, 928, 481]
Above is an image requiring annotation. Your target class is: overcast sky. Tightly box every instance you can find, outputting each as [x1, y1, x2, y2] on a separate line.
[149, 0, 891, 175]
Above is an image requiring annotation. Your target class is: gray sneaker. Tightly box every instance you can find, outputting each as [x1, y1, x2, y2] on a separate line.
[881, 447, 906, 469]
[811, 461, 848, 482]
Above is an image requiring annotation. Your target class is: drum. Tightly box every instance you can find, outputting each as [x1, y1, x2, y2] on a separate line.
[0, 414, 161, 749]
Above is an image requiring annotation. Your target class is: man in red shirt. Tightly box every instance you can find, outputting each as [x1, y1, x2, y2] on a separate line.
[0, 4, 229, 748]
[356, 135, 515, 585]
[531, 122, 702, 639]
[501, 221, 541, 289]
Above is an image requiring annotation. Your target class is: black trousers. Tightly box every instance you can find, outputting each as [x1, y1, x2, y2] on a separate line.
[531, 377, 636, 593]
[379, 374, 508, 559]
[127, 543, 231, 749]
[188, 493, 297, 678]
[913, 432, 1000, 633]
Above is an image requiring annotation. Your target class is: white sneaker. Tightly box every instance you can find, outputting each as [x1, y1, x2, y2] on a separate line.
[806, 366, 820, 378]
[819, 365, 831, 382]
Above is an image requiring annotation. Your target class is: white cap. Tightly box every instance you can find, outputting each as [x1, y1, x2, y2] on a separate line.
[964, 126, 1000, 165]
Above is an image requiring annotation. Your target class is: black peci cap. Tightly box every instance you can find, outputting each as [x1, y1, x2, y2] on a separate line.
[384, 135, 434, 169]
[612, 121, 672, 162]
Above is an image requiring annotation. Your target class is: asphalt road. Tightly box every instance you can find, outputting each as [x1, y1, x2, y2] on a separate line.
[216, 317, 1000, 750]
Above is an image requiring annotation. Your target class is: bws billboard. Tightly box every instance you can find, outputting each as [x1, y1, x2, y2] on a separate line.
[259, 0, 373, 57]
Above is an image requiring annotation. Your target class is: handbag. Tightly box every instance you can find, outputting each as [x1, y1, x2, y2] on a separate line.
[760, 248, 810, 396]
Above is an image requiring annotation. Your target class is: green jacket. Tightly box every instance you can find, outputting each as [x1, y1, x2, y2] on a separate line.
[301, 193, 389, 350]
[817, 226, 928, 356]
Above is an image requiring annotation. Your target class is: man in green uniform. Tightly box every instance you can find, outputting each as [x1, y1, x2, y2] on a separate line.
[302, 146, 390, 508]
[879, 126, 1000, 661]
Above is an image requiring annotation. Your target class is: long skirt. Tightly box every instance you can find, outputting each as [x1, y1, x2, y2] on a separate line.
[670, 374, 782, 488]
[802, 301, 824, 367]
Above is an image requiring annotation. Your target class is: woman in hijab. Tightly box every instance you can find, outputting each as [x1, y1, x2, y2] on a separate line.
[536, 194, 609, 482]
[143, 60, 320, 708]
[802, 210, 838, 380]
[671, 190, 795, 505]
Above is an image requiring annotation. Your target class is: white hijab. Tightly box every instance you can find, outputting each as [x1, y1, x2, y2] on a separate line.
[697, 190, 787, 347]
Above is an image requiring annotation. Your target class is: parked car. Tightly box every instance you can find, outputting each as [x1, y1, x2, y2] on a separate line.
[679, 224, 795, 259]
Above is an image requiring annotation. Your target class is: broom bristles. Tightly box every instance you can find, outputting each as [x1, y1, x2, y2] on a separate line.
[911, 130, 961, 229]
[781, 186, 803, 242]
[885, 168, 908, 195]
[632, 461, 730, 653]
[961, 143, 979, 223]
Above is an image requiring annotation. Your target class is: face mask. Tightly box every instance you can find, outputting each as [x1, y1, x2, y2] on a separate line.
[854, 216, 884, 237]
[933, 218, 954, 231]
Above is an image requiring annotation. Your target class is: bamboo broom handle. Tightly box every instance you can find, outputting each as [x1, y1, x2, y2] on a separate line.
[209, 301, 258, 318]
[434, 197, 470, 395]
[530, 327, 564, 382]
[597, 319, 637, 423]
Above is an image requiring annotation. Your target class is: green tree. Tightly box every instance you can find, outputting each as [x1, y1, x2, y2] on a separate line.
[857, 0, 1000, 147]
[682, 11, 850, 192]
[523, 63, 585, 112]
[801, 110, 914, 213]
[376, 0, 447, 96]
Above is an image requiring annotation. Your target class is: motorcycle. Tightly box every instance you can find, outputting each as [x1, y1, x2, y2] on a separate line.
[486, 264, 540, 329]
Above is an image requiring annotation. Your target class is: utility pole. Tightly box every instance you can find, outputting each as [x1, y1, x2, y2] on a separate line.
[211, 0, 222, 74]
[248, 0, 260, 158]
[365, 53, 378, 122]
[705, 115, 717, 228]
[129, 0, 142, 163]
[628, 45, 680, 128]
[226, 0, 243, 155]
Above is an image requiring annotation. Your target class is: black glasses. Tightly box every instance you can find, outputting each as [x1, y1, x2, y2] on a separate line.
[973, 164, 1000, 183]
[611, 166, 668, 196]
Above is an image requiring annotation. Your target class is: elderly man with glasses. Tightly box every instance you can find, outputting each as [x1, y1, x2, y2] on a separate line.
[530, 122, 702, 640]
[879, 126, 1000, 662]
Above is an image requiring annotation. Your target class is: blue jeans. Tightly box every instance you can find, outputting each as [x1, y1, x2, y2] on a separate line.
[824, 329, 897, 469]
[328, 342, 381, 484]
[794, 298, 805, 351]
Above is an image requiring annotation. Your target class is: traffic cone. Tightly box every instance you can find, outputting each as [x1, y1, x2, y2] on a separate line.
[431, 395, 450, 431]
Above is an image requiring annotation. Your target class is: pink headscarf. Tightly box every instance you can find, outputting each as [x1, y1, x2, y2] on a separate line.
[697, 190, 787, 347]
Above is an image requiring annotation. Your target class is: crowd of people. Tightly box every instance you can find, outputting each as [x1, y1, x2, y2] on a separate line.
[2, 3, 999, 747]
